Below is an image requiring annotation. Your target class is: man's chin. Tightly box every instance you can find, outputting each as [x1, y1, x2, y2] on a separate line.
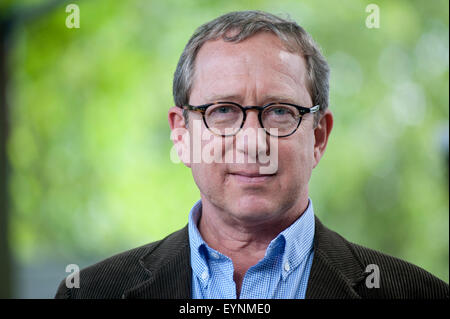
[226, 197, 281, 223]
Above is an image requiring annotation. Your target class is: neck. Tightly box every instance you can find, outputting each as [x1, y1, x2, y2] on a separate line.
[197, 195, 309, 295]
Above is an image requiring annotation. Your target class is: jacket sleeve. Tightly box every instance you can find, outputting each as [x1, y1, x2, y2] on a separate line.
[55, 278, 71, 299]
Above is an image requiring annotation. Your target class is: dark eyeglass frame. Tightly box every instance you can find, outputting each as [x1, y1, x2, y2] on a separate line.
[178, 101, 320, 137]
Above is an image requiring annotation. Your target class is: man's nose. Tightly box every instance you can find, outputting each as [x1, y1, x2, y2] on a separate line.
[241, 109, 261, 130]
[235, 109, 268, 161]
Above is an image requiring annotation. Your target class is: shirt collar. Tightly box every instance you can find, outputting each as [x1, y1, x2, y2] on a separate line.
[188, 199, 205, 256]
[278, 199, 315, 279]
[188, 200, 210, 286]
[188, 199, 315, 282]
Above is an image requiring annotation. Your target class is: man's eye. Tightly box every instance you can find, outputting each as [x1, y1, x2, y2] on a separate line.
[272, 108, 287, 115]
[211, 105, 237, 115]
[268, 107, 292, 116]
[217, 107, 231, 113]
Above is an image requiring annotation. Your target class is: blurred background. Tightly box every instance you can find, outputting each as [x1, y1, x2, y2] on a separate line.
[0, 0, 448, 298]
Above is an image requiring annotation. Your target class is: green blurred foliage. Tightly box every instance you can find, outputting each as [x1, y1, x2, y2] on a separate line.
[3, 0, 448, 281]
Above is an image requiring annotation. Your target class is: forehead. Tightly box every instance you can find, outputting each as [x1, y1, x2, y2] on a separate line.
[190, 32, 311, 105]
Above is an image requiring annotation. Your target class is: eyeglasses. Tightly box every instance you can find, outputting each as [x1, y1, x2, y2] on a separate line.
[179, 101, 320, 137]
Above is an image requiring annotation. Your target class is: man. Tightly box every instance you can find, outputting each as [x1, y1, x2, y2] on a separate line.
[55, 10, 448, 299]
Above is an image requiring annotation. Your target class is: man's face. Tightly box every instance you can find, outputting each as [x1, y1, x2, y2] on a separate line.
[180, 32, 325, 224]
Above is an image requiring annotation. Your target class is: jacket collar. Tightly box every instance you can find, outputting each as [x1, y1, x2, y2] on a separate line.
[305, 217, 366, 298]
[123, 216, 366, 299]
[122, 226, 191, 299]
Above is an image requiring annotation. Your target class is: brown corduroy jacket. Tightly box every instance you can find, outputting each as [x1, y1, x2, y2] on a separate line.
[55, 217, 449, 299]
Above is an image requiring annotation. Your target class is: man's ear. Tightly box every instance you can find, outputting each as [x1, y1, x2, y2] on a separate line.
[313, 109, 333, 169]
[168, 106, 191, 167]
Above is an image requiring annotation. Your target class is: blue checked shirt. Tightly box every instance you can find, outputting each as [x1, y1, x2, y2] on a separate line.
[188, 199, 315, 299]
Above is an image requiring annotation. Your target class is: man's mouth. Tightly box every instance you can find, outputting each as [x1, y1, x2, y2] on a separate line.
[228, 171, 276, 183]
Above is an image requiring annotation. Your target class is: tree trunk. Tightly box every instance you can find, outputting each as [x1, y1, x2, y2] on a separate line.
[0, 20, 12, 299]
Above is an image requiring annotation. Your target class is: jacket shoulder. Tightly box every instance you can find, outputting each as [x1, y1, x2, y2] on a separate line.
[349, 241, 449, 298]
[55, 227, 187, 299]
[312, 217, 448, 299]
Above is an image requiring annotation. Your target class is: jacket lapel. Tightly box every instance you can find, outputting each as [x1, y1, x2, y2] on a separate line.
[122, 226, 192, 299]
[122, 216, 367, 299]
[306, 217, 366, 299]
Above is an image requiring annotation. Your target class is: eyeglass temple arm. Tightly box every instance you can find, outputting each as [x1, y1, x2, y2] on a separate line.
[179, 104, 209, 113]
[297, 105, 320, 118]
[308, 105, 320, 113]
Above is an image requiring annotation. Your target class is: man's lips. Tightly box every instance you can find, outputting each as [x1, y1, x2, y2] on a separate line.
[228, 171, 276, 183]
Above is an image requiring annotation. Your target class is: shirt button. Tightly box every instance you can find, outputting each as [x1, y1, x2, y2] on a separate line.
[210, 252, 219, 259]
[284, 262, 290, 272]
[201, 271, 209, 281]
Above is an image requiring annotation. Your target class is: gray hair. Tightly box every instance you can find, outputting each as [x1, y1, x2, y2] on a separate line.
[173, 10, 330, 126]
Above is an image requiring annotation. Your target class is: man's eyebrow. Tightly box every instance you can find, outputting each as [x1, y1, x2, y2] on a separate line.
[262, 95, 298, 103]
[204, 94, 300, 104]
[205, 94, 242, 102]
